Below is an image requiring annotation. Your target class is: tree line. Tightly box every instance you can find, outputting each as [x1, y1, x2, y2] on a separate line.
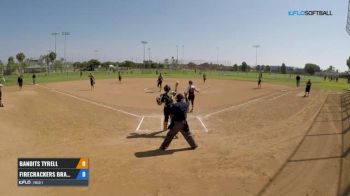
[1, 52, 348, 76]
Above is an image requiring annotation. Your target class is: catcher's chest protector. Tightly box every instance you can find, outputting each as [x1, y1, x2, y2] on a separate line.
[162, 93, 173, 106]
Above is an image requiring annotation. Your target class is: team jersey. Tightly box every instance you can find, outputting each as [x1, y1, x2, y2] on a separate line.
[170, 101, 188, 121]
[160, 92, 173, 107]
[306, 81, 312, 88]
[186, 85, 197, 96]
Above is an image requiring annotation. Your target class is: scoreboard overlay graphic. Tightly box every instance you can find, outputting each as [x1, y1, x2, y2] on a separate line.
[18, 158, 89, 186]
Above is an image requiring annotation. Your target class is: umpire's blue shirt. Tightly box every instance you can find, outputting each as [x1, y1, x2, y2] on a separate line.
[171, 102, 188, 121]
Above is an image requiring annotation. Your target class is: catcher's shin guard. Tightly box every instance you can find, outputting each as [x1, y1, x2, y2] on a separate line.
[163, 121, 168, 131]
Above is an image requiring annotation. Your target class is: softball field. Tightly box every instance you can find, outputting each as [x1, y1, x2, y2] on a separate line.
[0, 78, 348, 195]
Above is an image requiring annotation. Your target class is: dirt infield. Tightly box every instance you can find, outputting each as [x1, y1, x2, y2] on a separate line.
[0, 78, 345, 195]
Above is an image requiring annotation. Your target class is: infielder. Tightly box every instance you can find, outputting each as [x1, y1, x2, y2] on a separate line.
[304, 79, 312, 97]
[157, 73, 163, 92]
[258, 72, 262, 89]
[88, 72, 95, 91]
[185, 80, 199, 112]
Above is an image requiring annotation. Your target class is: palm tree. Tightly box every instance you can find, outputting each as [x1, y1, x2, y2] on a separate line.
[16, 52, 25, 74]
[49, 52, 56, 64]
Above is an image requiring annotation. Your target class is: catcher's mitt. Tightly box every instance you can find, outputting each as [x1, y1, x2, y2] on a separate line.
[156, 96, 162, 105]
[170, 91, 177, 97]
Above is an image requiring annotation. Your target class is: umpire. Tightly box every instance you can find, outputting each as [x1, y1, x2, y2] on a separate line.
[159, 93, 198, 150]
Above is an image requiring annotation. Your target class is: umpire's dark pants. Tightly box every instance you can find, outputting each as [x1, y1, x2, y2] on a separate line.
[160, 121, 198, 149]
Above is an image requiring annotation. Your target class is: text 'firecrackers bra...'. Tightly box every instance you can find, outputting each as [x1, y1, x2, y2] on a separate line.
[19, 171, 70, 178]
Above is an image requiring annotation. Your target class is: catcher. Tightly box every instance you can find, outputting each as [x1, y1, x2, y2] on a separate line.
[156, 84, 174, 131]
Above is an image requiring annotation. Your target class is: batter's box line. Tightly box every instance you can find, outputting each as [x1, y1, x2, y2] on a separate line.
[134, 115, 209, 133]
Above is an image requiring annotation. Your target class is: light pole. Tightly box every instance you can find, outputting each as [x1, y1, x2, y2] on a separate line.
[141, 41, 148, 63]
[252, 45, 260, 68]
[62, 32, 70, 78]
[216, 47, 219, 65]
[148, 48, 151, 61]
[176, 45, 179, 65]
[94, 50, 99, 60]
[51, 32, 59, 55]
[182, 45, 184, 64]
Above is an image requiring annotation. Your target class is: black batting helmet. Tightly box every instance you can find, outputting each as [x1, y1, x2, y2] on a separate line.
[164, 85, 171, 92]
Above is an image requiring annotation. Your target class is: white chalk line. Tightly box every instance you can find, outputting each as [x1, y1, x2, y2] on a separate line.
[135, 115, 209, 133]
[135, 116, 145, 132]
[203, 92, 279, 118]
[160, 116, 164, 130]
[269, 92, 290, 101]
[37, 84, 211, 134]
[37, 84, 141, 118]
[196, 116, 209, 133]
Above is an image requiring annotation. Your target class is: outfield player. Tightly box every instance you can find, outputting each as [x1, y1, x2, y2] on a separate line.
[118, 71, 122, 83]
[296, 75, 301, 87]
[258, 72, 262, 89]
[304, 79, 312, 97]
[32, 73, 36, 85]
[17, 75, 23, 90]
[157, 73, 163, 92]
[186, 80, 199, 112]
[159, 93, 198, 150]
[203, 73, 207, 84]
[88, 72, 95, 91]
[0, 84, 4, 107]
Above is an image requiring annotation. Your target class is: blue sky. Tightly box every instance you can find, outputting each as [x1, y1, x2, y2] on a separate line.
[0, 0, 349, 70]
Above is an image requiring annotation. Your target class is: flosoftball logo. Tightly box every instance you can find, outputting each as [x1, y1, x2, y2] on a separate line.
[288, 10, 333, 16]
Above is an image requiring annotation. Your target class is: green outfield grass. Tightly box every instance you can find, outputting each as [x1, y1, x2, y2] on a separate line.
[1, 69, 348, 91]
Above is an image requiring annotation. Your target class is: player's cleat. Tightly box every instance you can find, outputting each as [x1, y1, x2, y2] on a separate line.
[159, 147, 166, 151]
[190, 108, 193, 113]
